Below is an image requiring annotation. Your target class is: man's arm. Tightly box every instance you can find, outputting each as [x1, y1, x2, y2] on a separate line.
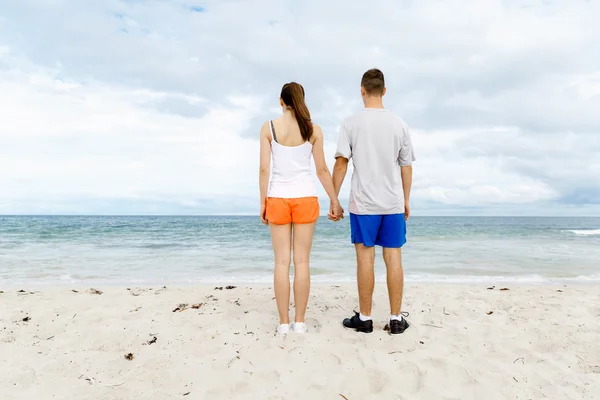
[397, 126, 415, 220]
[400, 165, 412, 205]
[333, 122, 351, 195]
[332, 157, 349, 196]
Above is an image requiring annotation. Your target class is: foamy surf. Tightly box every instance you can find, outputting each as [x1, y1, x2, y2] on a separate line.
[567, 229, 600, 236]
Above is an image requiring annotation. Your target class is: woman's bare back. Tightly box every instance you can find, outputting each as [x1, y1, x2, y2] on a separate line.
[271, 115, 315, 147]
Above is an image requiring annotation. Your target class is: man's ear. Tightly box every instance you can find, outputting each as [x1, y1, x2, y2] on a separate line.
[360, 86, 366, 97]
[382, 87, 387, 97]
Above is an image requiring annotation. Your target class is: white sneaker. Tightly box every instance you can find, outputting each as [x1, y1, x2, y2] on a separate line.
[292, 322, 308, 333]
[277, 324, 290, 336]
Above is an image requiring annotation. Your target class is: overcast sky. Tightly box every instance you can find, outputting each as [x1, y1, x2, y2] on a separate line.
[1, 0, 599, 216]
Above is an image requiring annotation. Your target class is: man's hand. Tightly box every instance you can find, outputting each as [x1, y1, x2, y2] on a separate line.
[404, 201, 410, 221]
[328, 200, 344, 222]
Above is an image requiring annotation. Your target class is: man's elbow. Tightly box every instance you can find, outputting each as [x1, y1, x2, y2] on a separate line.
[259, 166, 269, 175]
[333, 157, 349, 172]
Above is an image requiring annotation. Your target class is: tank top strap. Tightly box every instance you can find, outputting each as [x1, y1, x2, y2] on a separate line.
[269, 120, 278, 143]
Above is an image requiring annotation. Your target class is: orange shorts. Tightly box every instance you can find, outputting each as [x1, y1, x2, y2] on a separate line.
[266, 197, 320, 225]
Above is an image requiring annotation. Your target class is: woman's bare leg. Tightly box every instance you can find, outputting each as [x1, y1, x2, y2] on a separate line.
[292, 222, 316, 323]
[270, 223, 292, 324]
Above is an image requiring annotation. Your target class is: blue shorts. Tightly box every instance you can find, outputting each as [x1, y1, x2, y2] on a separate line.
[350, 213, 407, 248]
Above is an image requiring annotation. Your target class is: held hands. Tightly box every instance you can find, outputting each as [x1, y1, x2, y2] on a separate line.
[328, 200, 344, 222]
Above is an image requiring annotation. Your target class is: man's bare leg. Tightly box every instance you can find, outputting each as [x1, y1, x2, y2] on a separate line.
[356, 243, 376, 316]
[383, 247, 404, 315]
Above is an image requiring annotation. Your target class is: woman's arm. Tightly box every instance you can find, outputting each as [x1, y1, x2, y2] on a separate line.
[259, 122, 271, 208]
[311, 125, 343, 218]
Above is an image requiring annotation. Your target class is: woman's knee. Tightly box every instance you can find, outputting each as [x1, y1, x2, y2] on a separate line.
[275, 258, 291, 269]
[292, 258, 310, 269]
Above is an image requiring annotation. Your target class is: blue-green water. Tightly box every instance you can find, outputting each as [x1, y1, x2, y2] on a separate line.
[1, 216, 599, 286]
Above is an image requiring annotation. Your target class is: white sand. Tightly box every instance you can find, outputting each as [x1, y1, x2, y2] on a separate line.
[1, 284, 599, 399]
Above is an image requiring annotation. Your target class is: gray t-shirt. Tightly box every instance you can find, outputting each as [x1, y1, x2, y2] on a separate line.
[335, 108, 415, 215]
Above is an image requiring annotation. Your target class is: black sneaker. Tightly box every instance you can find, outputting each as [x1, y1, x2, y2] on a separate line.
[385, 312, 410, 334]
[342, 311, 373, 333]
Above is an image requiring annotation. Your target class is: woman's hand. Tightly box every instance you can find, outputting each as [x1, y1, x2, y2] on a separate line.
[328, 200, 344, 222]
[260, 202, 268, 225]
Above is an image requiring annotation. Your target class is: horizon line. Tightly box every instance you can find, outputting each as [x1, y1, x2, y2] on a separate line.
[1, 214, 599, 218]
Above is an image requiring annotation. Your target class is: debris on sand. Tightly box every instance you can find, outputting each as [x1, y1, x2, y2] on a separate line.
[145, 336, 157, 345]
[183, 393, 191, 396]
[0, 291, 4, 294]
[130, 307, 142, 313]
[487, 286, 495, 290]
[78, 375, 95, 385]
[191, 303, 203, 309]
[88, 288, 103, 295]
[225, 285, 237, 290]
[18, 290, 26, 293]
[172, 303, 189, 312]
[22, 316, 31, 322]
[72, 290, 79, 293]
[124, 353, 134, 361]
[487, 311, 494, 315]
[499, 288, 510, 291]
[214, 286, 223, 290]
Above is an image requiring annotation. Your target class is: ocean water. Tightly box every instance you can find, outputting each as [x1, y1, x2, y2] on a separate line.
[0, 216, 599, 286]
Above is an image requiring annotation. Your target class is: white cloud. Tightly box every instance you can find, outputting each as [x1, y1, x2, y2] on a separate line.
[0, 0, 599, 215]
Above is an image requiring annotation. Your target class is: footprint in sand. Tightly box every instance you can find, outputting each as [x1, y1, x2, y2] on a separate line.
[395, 362, 423, 394]
[367, 368, 389, 393]
[304, 317, 322, 333]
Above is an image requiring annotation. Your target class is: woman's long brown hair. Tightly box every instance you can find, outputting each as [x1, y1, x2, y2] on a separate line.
[280, 82, 313, 142]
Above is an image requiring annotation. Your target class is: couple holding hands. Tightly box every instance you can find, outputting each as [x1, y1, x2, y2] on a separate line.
[259, 69, 415, 336]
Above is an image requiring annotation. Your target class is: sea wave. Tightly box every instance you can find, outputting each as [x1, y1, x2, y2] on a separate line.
[566, 229, 600, 236]
[4, 273, 600, 287]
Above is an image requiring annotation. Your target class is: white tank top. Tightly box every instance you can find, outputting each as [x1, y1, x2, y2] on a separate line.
[267, 120, 318, 198]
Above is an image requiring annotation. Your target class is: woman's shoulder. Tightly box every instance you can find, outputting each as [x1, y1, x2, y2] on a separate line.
[311, 122, 322, 136]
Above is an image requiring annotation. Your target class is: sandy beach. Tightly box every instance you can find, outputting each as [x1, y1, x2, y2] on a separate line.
[1, 284, 598, 399]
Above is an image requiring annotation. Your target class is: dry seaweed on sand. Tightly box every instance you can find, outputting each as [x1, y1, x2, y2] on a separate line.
[499, 288, 510, 291]
[487, 311, 494, 315]
[172, 303, 189, 312]
[191, 303, 203, 309]
[88, 288, 103, 295]
[214, 286, 223, 290]
[22, 316, 31, 322]
[225, 285, 237, 290]
[124, 353, 134, 360]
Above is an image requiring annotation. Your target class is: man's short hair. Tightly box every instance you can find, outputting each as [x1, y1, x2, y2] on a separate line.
[361, 68, 385, 96]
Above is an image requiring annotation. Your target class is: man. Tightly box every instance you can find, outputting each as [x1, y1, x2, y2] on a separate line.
[332, 68, 415, 334]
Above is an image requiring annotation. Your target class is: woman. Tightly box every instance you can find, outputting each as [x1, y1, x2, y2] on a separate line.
[259, 82, 343, 335]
